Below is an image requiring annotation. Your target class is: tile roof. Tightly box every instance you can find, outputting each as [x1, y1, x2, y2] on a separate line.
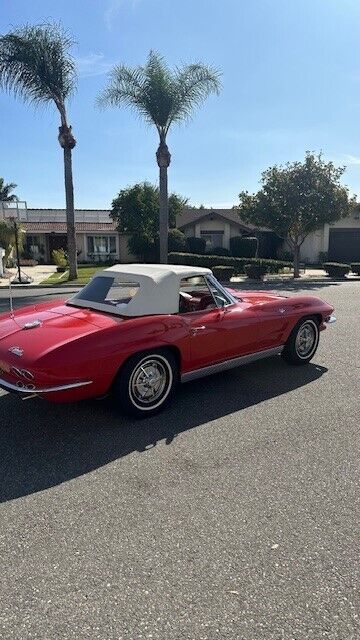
[21, 221, 117, 233]
[176, 207, 269, 231]
[15, 207, 269, 233]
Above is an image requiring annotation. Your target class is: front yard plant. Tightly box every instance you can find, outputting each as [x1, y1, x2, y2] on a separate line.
[323, 262, 350, 278]
[244, 263, 268, 280]
[212, 265, 234, 282]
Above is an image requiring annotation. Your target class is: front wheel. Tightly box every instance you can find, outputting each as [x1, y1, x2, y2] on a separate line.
[282, 318, 320, 365]
[113, 349, 178, 417]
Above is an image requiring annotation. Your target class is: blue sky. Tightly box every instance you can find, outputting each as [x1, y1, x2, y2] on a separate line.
[2, 0, 360, 209]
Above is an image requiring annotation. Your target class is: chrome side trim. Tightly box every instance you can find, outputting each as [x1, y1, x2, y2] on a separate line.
[0, 378, 93, 394]
[325, 315, 336, 324]
[181, 346, 284, 383]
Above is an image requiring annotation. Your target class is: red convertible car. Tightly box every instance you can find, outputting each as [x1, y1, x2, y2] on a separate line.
[0, 264, 335, 417]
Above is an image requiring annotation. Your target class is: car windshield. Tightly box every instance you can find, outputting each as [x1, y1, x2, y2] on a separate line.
[69, 276, 140, 309]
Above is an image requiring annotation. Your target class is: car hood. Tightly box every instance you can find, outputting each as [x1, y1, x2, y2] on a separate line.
[227, 289, 287, 304]
[0, 299, 121, 363]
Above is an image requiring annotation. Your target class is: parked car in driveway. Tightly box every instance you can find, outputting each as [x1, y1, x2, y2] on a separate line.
[0, 264, 336, 417]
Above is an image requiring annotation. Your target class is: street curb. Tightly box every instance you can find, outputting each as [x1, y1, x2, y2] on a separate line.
[1, 276, 359, 291]
[0, 284, 81, 291]
[231, 277, 360, 285]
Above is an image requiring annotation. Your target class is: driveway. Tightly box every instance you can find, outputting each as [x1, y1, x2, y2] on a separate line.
[0, 282, 359, 639]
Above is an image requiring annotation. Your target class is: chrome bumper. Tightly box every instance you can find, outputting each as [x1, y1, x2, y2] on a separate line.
[0, 377, 93, 394]
[325, 315, 337, 324]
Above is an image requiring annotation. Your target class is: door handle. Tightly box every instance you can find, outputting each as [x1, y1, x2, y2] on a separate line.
[191, 325, 206, 334]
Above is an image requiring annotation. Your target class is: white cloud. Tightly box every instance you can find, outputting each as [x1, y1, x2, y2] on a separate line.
[339, 154, 360, 166]
[104, 0, 140, 30]
[75, 53, 113, 78]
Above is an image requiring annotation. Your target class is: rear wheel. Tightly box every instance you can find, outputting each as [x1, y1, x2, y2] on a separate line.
[282, 317, 320, 365]
[113, 349, 178, 417]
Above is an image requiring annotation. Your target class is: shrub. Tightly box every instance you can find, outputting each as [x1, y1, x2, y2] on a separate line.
[323, 262, 350, 278]
[277, 249, 294, 262]
[52, 248, 67, 268]
[168, 228, 187, 252]
[351, 262, 360, 275]
[244, 263, 268, 280]
[168, 252, 291, 275]
[187, 237, 206, 254]
[208, 246, 231, 256]
[128, 234, 157, 262]
[212, 265, 234, 282]
[229, 235, 258, 258]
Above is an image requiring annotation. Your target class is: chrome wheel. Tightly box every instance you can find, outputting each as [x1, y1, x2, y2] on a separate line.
[128, 355, 173, 411]
[295, 321, 317, 359]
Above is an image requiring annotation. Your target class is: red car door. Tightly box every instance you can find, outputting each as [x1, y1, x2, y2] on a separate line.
[184, 302, 260, 370]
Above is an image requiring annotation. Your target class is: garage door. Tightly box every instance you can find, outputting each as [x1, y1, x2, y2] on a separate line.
[328, 229, 360, 262]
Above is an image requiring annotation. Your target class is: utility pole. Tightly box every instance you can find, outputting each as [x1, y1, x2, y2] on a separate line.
[13, 218, 22, 283]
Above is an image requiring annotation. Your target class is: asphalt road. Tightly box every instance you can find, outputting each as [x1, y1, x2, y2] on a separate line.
[0, 282, 359, 640]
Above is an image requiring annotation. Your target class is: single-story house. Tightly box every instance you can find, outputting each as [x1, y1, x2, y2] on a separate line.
[14, 209, 136, 263]
[177, 208, 279, 257]
[177, 207, 360, 263]
[299, 208, 360, 263]
[3, 205, 359, 264]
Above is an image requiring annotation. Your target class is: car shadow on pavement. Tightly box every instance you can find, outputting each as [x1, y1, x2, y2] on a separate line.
[0, 357, 328, 502]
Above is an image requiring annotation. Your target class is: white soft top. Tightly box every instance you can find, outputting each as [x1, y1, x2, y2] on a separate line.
[69, 263, 212, 316]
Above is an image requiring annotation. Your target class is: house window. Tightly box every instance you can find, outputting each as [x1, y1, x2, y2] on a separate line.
[200, 230, 224, 250]
[87, 236, 117, 256]
[25, 235, 42, 258]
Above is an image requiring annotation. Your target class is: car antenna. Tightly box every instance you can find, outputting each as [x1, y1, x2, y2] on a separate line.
[9, 276, 14, 319]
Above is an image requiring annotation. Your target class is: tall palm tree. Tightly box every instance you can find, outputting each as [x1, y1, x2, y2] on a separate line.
[0, 178, 18, 202]
[0, 23, 78, 279]
[98, 51, 221, 263]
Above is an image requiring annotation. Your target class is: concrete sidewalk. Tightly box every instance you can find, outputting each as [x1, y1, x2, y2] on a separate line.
[0, 265, 359, 289]
[0, 264, 56, 287]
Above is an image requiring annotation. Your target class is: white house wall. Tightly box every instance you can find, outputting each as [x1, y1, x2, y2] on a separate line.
[300, 214, 360, 262]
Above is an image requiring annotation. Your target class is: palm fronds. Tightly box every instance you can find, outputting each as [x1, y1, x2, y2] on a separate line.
[0, 178, 18, 202]
[98, 50, 221, 137]
[0, 23, 76, 113]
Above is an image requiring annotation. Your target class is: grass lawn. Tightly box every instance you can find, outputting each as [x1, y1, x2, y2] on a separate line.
[40, 265, 104, 286]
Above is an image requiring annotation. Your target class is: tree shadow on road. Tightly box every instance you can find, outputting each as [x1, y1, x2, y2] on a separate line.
[231, 279, 353, 292]
[0, 357, 328, 503]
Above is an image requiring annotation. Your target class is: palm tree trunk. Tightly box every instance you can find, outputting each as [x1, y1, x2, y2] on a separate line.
[159, 164, 169, 264]
[63, 146, 77, 280]
[156, 138, 171, 264]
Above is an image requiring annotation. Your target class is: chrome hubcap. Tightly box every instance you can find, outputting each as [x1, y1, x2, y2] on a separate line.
[130, 359, 168, 405]
[295, 322, 317, 357]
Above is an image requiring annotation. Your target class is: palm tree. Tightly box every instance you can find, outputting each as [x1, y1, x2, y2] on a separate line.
[0, 178, 18, 202]
[98, 51, 221, 263]
[0, 23, 78, 279]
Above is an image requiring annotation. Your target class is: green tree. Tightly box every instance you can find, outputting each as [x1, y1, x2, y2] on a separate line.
[0, 178, 18, 202]
[111, 182, 187, 261]
[0, 23, 78, 279]
[98, 51, 220, 264]
[238, 153, 352, 277]
[0, 219, 25, 270]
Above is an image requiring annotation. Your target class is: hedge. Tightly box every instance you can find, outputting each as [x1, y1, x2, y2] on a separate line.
[244, 263, 268, 279]
[212, 265, 235, 281]
[208, 247, 231, 256]
[229, 236, 258, 258]
[187, 237, 206, 254]
[351, 262, 360, 275]
[168, 252, 292, 275]
[323, 262, 350, 278]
